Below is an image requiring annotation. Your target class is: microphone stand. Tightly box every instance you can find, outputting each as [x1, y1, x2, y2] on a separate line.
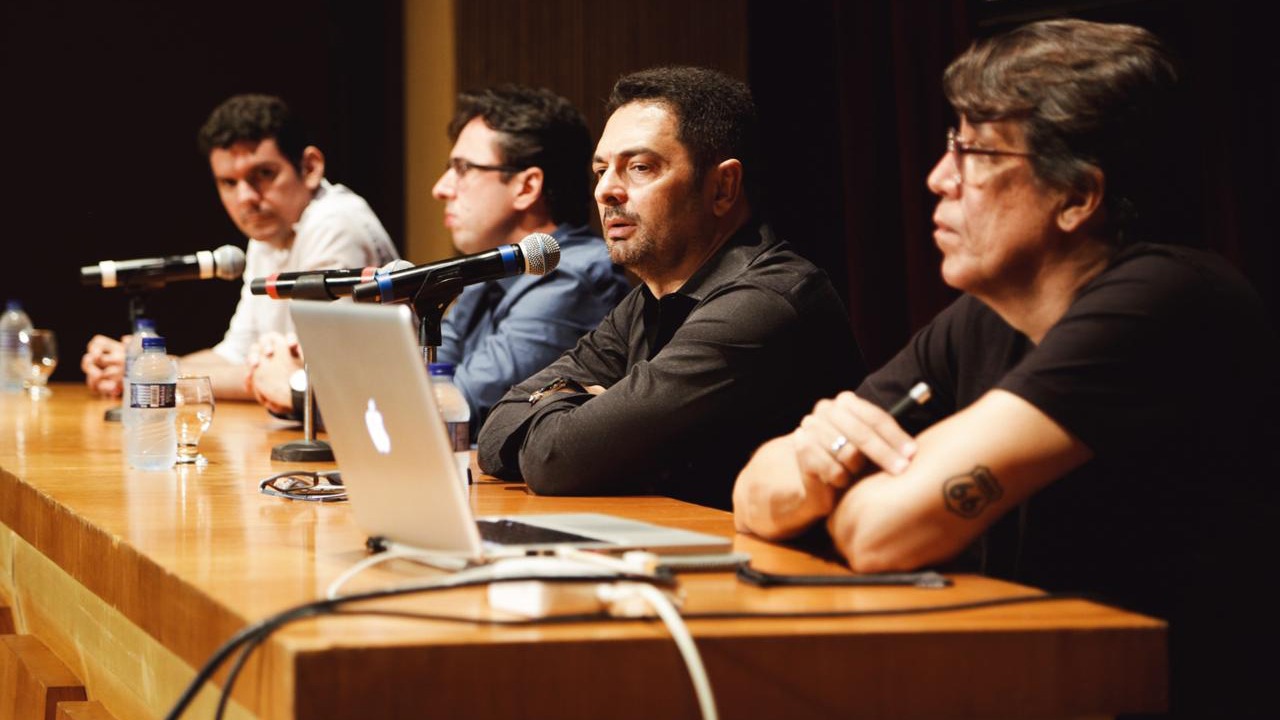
[270, 361, 333, 462]
[104, 289, 154, 422]
[412, 290, 460, 365]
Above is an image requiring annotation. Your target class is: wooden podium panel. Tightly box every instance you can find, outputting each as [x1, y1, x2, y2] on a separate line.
[1, 633, 88, 720]
[0, 387, 1167, 719]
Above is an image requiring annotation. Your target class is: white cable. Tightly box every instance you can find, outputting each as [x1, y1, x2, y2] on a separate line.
[326, 546, 472, 599]
[603, 582, 718, 720]
[326, 548, 418, 599]
[328, 552, 632, 601]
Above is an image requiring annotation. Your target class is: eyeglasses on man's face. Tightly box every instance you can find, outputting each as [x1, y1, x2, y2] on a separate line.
[445, 157, 525, 180]
[258, 470, 347, 502]
[945, 127, 1036, 185]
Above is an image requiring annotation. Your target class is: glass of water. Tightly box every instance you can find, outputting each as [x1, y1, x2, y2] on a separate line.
[174, 375, 215, 465]
[21, 329, 58, 398]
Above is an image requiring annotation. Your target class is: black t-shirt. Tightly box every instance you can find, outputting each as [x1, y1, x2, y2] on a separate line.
[859, 243, 1280, 716]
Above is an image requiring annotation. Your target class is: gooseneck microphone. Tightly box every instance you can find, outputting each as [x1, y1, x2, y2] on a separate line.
[80, 245, 246, 289]
[351, 233, 561, 304]
[249, 260, 414, 300]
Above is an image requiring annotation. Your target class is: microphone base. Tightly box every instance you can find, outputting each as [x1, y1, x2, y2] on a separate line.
[103, 405, 122, 423]
[271, 438, 335, 463]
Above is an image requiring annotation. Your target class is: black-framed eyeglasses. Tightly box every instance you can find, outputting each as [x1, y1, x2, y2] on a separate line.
[258, 470, 347, 502]
[946, 127, 1035, 184]
[445, 157, 525, 179]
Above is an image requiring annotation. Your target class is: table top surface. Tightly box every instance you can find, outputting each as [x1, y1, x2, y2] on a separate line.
[0, 385, 1167, 718]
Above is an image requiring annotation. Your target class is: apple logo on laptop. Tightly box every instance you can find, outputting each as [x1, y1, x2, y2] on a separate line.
[364, 398, 392, 454]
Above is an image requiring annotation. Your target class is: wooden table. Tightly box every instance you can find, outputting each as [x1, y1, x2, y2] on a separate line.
[1, 385, 1166, 719]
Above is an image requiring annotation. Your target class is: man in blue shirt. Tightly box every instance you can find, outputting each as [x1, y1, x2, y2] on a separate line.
[248, 87, 628, 425]
[430, 86, 630, 428]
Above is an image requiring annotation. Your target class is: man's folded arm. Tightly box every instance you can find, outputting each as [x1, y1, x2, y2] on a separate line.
[479, 286, 803, 495]
[454, 272, 624, 423]
[826, 389, 1092, 573]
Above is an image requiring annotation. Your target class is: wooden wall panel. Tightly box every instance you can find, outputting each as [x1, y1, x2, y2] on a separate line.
[454, 0, 748, 143]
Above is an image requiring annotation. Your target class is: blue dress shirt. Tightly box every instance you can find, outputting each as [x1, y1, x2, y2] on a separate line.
[436, 224, 630, 429]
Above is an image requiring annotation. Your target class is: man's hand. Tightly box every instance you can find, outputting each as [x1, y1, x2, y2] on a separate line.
[794, 391, 918, 488]
[81, 334, 128, 397]
[733, 391, 917, 540]
[246, 332, 302, 415]
[733, 432, 842, 539]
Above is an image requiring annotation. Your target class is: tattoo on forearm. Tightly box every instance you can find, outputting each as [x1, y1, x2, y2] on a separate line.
[942, 466, 1003, 519]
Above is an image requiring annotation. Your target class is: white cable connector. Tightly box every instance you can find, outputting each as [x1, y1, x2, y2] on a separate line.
[486, 553, 659, 617]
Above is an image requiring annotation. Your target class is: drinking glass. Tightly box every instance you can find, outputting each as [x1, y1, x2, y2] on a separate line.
[21, 329, 58, 399]
[174, 375, 215, 465]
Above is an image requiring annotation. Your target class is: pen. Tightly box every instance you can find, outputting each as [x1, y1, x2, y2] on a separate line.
[888, 381, 932, 418]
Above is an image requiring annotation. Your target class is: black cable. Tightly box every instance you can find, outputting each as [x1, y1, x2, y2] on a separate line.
[214, 609, 307, 720]
[165, 571, 672, 720]
[680, 591, 1086, 620]
[315, 591, 1087, 625]
[173, 568, 1088, 720]
[165, 602, 328, 720]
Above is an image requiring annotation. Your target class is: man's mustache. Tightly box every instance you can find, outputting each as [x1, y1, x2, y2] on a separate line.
[601, 207, 639, 224]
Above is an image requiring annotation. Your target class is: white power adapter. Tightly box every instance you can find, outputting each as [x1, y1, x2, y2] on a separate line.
[485, 551, 664, 618]
[488, 580, 608, 618]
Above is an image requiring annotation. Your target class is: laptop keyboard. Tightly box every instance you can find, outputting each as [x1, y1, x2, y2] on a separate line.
[476, 519, 599, 546]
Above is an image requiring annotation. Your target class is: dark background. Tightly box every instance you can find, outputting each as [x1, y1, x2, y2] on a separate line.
[3, 0, 1274, 383]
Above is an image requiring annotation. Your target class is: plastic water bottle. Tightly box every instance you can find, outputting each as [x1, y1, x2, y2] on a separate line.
[125, 336, 178, 470]
[122, 318, 158, 403]
[0, 300, 34, 394]
[120, 318, 158, 401]
[428, 363, 471, 486]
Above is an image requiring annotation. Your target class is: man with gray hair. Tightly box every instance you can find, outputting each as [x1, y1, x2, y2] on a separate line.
[735, 20, 1279, 717]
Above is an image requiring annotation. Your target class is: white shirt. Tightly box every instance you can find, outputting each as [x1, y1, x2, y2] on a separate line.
[212, 180, 398, 363]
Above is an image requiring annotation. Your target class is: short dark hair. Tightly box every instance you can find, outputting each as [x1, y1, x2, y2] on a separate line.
[943, 19, 1179, 244]
[197, 94, 310, 171]
[606, 66, 761, 209]
[449, 85, 592, 227]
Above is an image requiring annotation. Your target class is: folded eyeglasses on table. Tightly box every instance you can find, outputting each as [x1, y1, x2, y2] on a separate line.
[258, 470, 346, 502]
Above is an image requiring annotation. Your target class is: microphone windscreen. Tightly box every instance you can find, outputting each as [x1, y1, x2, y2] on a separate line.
[520, 233, 560, 276]
[214, 245, 247, 280]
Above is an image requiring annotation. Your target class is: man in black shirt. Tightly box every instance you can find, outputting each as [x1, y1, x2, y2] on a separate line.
[734, 20, 1279, 717]
[478, 67, 864, 509]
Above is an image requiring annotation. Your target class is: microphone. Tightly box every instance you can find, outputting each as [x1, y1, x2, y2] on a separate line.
[351, 233, 560, 304]
[250, 260, 414, 300]
[80, 245, 246, 289]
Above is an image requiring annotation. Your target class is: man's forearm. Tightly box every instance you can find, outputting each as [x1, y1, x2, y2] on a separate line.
[181, 349, 253, 401]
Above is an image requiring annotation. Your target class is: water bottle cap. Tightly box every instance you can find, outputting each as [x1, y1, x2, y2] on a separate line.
[141, 336, 167, 351]
[135, 318, 156, 331]
[428, 362, 457, 377]
[5, 300, 21, 312]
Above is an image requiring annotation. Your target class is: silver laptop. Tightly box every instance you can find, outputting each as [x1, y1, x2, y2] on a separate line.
[289, 300, 732, 562]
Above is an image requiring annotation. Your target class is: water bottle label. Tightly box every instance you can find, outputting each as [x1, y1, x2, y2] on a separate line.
[445, 421, 469, 452]
[131, 382, 176, 409]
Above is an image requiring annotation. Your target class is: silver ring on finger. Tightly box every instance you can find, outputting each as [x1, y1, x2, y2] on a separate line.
[829, 435, 849, 458]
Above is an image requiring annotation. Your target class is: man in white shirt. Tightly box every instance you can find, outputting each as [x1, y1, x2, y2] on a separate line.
[80, 94, 398, 400]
